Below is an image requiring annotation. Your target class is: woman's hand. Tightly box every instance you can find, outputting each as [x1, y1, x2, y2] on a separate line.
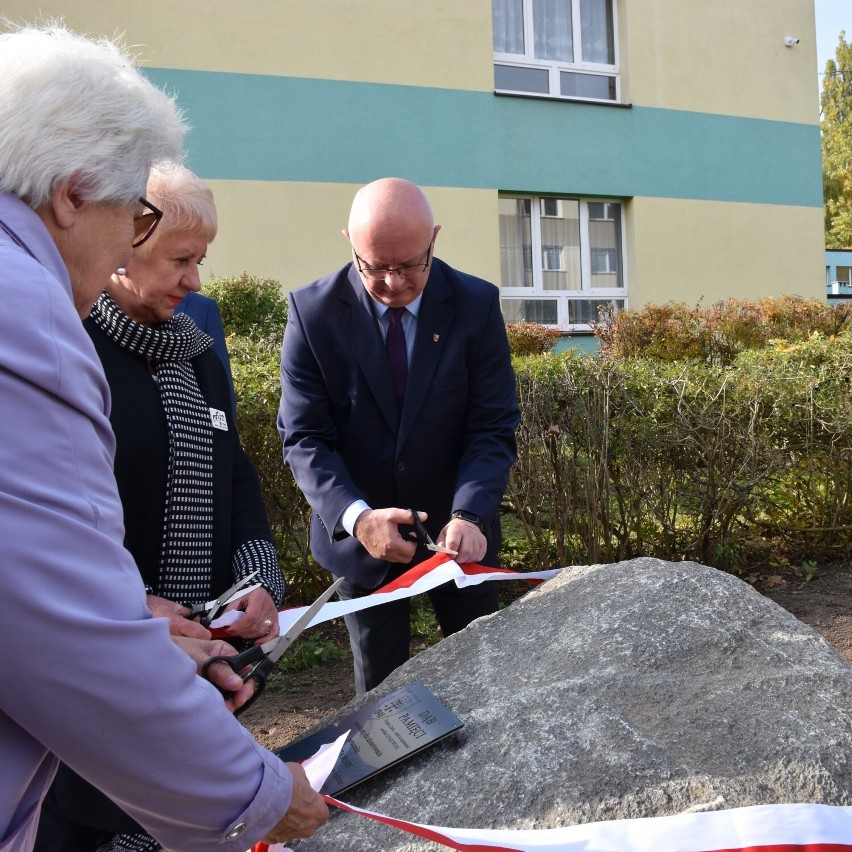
[262, 763, 329, 844]
[146, 593, 211, 639]
[223, 586, 279, 644]
[171, 636, 256, 714]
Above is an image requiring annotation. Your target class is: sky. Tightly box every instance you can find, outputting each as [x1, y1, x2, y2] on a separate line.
[814, 0, 851, 95]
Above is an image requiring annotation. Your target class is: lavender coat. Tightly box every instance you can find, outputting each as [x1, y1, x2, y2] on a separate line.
[0, 193, 292, 851]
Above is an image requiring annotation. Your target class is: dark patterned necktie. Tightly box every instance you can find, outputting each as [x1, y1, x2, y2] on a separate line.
[386, 306, 408, 410]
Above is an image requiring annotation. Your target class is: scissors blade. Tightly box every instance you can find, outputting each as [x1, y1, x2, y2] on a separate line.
[198, 570, 262, 624]
[209, 569, 261, 611]
[263, 577, 344, 665]
[427, 542, 459, 556]
[219, 582, 262, 607]
[409, 508, 458, 557]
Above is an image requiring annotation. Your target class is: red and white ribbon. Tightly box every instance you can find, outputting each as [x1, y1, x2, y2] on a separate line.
[256, 734, 852, 851]
[213, 554, 560, 636]
[320, 795, 852, 851]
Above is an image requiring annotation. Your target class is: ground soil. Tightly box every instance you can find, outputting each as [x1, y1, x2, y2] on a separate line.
[241, 560, 852, 753]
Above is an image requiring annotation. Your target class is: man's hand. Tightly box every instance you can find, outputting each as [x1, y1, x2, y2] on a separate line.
[353, 507, 420, 563]
[437, 517, 487, 564]
[171, 636, 256, 714]
[146, 593, 211, 640]
[262, 762, 329, 844]
[222, 586, 279, 644]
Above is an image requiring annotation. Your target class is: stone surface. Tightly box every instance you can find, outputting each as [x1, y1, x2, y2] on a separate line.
[292, 558, 852, 851]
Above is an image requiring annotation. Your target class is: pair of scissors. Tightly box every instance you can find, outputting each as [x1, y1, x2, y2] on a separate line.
[203, 576, 344, 716]
[408, 508, 458, 556]
[182, 570, 261, 627]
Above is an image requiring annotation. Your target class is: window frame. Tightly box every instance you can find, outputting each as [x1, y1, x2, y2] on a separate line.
[835, 266, 852, 285]
[498, 193, 628, 332]
[492, 0, 620, 104]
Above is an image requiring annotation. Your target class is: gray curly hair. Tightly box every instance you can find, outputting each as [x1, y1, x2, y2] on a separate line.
[0, 23, 186, 208]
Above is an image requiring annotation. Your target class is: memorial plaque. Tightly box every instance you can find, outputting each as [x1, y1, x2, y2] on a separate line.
[276, 680, 464, 795]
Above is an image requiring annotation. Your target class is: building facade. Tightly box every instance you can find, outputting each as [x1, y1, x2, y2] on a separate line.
[4, 0, 825, 330]
[825, 249, 852, 303]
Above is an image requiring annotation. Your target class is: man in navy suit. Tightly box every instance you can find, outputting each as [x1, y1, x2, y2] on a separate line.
[278, 178, 519, 693]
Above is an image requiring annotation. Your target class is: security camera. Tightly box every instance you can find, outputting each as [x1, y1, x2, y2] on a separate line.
[784, 36, 800, 47]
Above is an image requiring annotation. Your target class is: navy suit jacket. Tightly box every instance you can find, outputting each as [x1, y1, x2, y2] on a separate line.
[176, 291, 236, 415]
[278, 258, 519, 588]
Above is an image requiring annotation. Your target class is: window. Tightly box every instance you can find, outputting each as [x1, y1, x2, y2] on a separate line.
[542, 245, 564, 270]
[492, 0, 618, 102]
[498, 194, 626, 330]
[835, 266, 852, 285]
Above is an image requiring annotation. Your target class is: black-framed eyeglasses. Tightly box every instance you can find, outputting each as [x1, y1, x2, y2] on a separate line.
[353, 240, 433, 281]
[132, 196, 163, 248]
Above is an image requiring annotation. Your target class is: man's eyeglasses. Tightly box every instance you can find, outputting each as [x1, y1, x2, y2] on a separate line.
[132, 196, 163, 248]
[354, 241, 433, 281]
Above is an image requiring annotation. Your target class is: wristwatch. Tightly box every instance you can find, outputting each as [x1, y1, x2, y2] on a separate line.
[451, 509, 486, 535]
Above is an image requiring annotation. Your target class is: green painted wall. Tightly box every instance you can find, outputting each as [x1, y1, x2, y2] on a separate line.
[147, 69, 822, 209]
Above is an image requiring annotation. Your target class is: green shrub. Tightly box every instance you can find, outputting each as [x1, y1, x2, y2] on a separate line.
[202, 275, 851, 594]
[204, 273, 288, 340]
[227, 336, 325, 601]
[277, 634, 346, 671]
[730, 332, 852, 556]
[595, 295, 852, 365]
[506, 321, 561, 356]
[202, 274, 327, 601]
[504, 329, 852, 573]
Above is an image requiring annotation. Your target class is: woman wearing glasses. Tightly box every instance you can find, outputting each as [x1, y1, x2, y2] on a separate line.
[38, 162, 286, 852]
[90, 161, 284, 639]
[1, 23, 326, 852]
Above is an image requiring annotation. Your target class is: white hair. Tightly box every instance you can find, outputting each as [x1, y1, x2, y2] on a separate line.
[0, 23, 186, 208]
[134, 161, 218, 258]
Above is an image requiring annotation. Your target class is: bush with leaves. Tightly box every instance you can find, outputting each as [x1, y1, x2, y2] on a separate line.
[204, 273, 288, 340]
[204, 274, 324, 602]
[595, 295, 851, 366]
[507, 328, 851, 574]
[730, 333, 852, 555]
[505, 321, 561, 357]
[206, 274, 850, 592]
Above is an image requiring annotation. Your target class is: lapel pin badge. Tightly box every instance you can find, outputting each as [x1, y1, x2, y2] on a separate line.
[432, 333, 440, 343]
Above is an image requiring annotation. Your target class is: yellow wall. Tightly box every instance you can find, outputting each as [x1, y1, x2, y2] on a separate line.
[13, 0, 818, 121]
[204, 181, 500, 291]
[622, 0, 818, 124]
[5, 3, 823, 305]
[6, 0, 494, 90]
[628, 197, 826, 307]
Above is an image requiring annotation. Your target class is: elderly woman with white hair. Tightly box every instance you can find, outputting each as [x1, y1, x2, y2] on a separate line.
[0, 23, 326, 852]
[39, 162, 288, 852]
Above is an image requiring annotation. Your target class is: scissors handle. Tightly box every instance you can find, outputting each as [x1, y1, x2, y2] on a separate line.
[183, 602, 212, 627]
[408, 508, 430, 545]
[407, 509, 458, 556]
[202, 646, 271, 717]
